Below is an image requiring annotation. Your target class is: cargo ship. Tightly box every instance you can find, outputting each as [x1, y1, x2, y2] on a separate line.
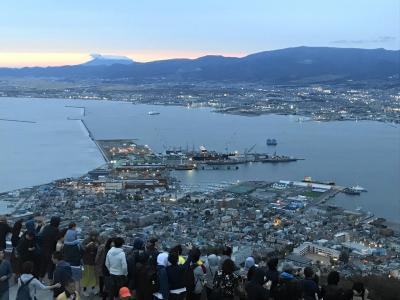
[148, 111, 160, 115]
[302, 176, 336, 186]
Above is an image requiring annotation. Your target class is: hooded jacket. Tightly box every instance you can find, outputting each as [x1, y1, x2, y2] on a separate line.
[106, 247, 127, 276]
[205, 254, 219, 289]
[245, 268, 269, 300]
[157, 252, 169, 300]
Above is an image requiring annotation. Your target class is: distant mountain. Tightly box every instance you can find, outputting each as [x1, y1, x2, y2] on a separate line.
[82, 54, 135, 66]
[0, 47, 398, 83]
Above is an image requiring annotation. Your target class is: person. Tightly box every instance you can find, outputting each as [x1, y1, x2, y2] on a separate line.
[56, 228, 68, 252]
[245, 267, 270, 300]
[62, 223, 83, 291]
[185, 248, 206, 300]
[263, 258, 280, 298]
[0, 217, 11, 252]
[16, 231, 38, 268]
[17, 261, 61, 299]
[170, 244, 186, 265]
[321, 271, 346, 300]
[352, 282, 369, 300]
[81, 230, 99, 297]
[52, 251, 72, 298]
[301, 267, 320, 300]
[127, 237, 145, 297]
[133, 251, 152, 300]
[275, 263, 302, 300]
[96, 237, 114, 299]
[37, 216, 61, 279]
[0, 249, 12, 300]
[204, 254, 219, 299]
[10, 219, 23, 276]
[219, 245, 233, 269]
[145, 237, 159, 267]
[56, 278, 81, 300]
[106, 237, 127, 300]
[213, 258, 241, 300]
[156, 252, 170, 300]
[119, 287, 132, 300]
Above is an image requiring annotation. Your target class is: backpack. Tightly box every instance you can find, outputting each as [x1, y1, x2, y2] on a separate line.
[16, 276, 35, 300]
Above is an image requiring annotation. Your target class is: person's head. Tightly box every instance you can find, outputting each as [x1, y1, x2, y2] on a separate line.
[352, 282, 365, 297]
[304, 267, 314, 278]
[0, 249, 4, 260]
[89, 230, 98, 241]
[327, 271, 340, 285]
[68, 222, 76, 229]
[267, 258, 278, 271]
[189, 247, 201, 263]
[119, 286, 132, 299]
[0, 216, 7, 223]
[244, 256, 256, 270]
[133, 237, 145, 250]
[50, 216, 61, 228]
[65, 279, 76, 294]
[147, 237, 158, 250]
[22, 261, 34, 274]
[168, 251, 179, 266]
[114, 237, 124, 248]
[222, 245, 232, 257]
[170, 244, 183, 255]
[105, 237, 115, 250]
[222, 258, 236, 275]
[282, 263, 294, 274]
[52, 251, 63, 264]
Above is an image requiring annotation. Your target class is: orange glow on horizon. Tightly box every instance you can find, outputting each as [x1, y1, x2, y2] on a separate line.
[0, 50, 247, 68]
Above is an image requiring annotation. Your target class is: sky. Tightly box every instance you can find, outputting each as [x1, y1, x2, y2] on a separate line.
[0, 0, 398, 67]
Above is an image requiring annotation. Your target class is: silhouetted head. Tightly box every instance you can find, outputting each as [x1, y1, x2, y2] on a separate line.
[114, 237, 124, 248]
[267, 258, 278, 271]
[190, 247, 201, 263]
[50, 216, 61, 227]
[222, 245, 232, 257]
[304, 266, 314, 278]
[222, 258, 236, 275]
[22, 261, 34, 274]
[168, 251, 179, 266]
[170, 244, 183, 255]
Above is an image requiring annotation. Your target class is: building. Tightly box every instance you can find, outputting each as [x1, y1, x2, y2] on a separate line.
[293, 242, 340, 260]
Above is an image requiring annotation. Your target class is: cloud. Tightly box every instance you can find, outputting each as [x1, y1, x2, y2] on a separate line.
[332, 36, 396, 44]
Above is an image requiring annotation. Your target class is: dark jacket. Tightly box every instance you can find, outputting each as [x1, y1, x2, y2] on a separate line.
[0, 222, 11, 250]
[127, 249, 147, 290]
[53, 260, 72, 297]
[245, 268, 269, 300]
[157, 265, 169, 300]
[62, 244, 82, 267]
[38, 217, 60, 254]
[275, 272, 302, 300]
[166, 257, 192, 290]
[11, 220, 23, 247]
[321, 284, 346, 300]
[263, 268, 279, 297]
[0, 259, 11, 295]
[16, 235, 37, 263]
[301, 278, 320, 300]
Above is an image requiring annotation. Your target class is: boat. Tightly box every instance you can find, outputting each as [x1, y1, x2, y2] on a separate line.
[343, 187, 361, 195]
[302, 177, 336, 186]
[260, 155, 298, 163]
[174, 164, 196, 170]
[148, 111, 160, 115]
[350, 185, 367, 192]
[267, 138, 278, 146]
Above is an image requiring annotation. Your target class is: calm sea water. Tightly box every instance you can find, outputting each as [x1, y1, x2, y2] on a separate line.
[1, 98, 399, 221]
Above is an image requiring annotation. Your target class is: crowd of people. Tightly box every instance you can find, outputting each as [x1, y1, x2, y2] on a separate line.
[0, 216, 372, 300]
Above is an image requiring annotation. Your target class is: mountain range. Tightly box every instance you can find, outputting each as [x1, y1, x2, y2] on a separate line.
[0, 47, 398, 83]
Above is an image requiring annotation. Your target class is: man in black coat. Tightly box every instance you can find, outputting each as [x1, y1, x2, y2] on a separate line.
[0, 216, 11, 251]
[38, 216, 61, 279]
[245, 268, 270, 300]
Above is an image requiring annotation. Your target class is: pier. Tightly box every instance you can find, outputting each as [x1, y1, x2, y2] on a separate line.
[0, 118, 36, 123]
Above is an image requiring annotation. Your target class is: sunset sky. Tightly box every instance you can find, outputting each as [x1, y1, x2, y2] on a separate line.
[0, 0, 398, 67]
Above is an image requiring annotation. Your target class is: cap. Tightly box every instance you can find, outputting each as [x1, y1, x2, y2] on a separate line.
[119, 287, 132, 298]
